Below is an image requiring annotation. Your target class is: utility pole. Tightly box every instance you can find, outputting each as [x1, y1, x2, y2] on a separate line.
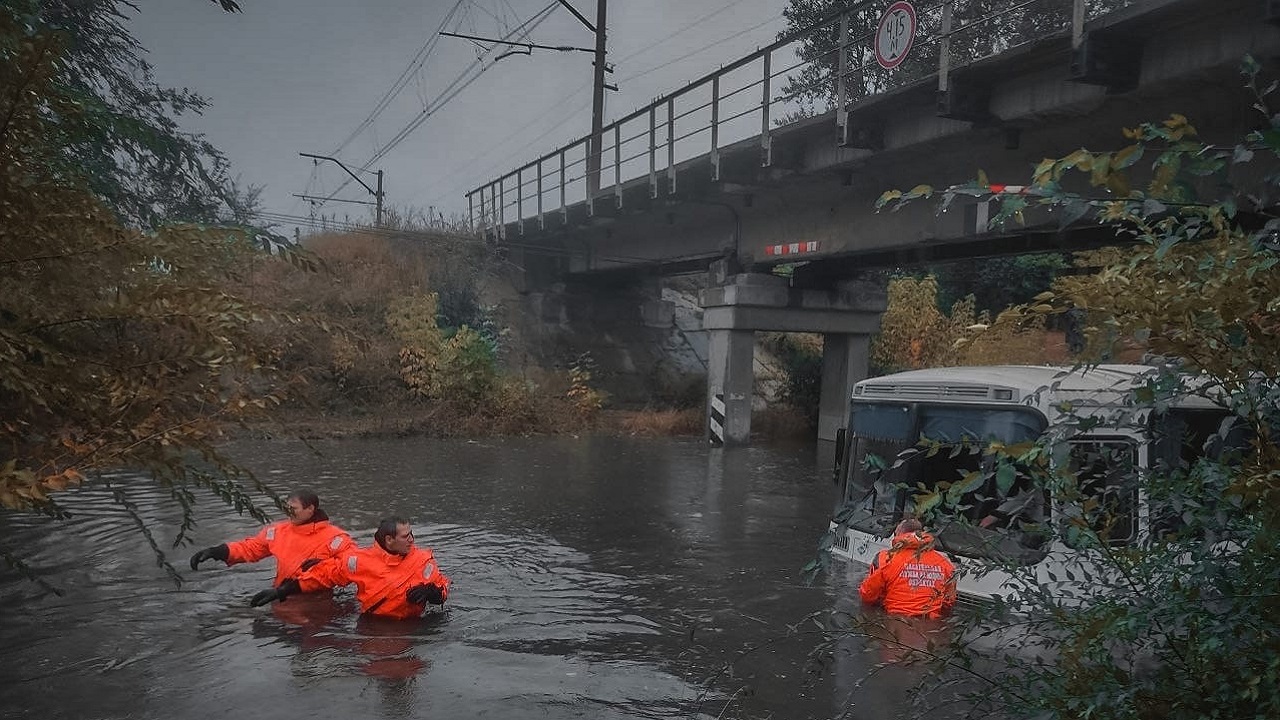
[375, 169, 384, 226]
[587, 0, 607, 197]
[296, 152, 385, 226]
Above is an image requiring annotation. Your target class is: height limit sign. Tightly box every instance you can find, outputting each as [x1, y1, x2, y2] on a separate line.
[874, 1, 917, 70]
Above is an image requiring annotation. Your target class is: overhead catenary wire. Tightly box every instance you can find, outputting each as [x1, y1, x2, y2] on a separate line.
[315, 2, 559, 209]
[615, 13, 782, 85]
[328, 0, 468, 159]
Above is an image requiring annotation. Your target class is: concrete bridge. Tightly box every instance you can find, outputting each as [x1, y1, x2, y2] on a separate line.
[467, 0, 1280, 445]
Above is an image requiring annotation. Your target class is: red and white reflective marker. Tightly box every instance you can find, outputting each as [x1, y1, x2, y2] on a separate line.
[764, 241, 821, 257]
[874, 1, 917, 70]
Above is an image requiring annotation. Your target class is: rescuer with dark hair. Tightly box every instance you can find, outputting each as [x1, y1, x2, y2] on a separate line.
[189, 488, 355, 587]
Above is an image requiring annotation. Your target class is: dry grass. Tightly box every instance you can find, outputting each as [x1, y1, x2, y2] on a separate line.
[752, 406, 814, 440]
[612, 408, 703, 436]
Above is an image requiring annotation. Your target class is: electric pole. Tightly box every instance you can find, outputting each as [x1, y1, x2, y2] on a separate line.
[587, 0, 607, 197]
[295, 153, 385, 226]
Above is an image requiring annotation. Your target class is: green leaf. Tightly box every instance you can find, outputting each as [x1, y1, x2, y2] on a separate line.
[875, 189, 902, 210]
[995, 462, 1017, 495]
[1113, 143, 1144, 169]
[1154, 234, 1181, 259]
[1059, 199, 1091, 229]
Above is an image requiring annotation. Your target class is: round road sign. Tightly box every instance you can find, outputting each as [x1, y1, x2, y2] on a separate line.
[874, 1, 917, 70]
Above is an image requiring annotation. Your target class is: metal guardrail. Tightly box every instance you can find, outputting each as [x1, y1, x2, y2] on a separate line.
[466, 0, 1134, 236]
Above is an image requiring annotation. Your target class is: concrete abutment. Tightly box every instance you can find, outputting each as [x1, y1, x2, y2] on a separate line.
[700, 271, 887, 445]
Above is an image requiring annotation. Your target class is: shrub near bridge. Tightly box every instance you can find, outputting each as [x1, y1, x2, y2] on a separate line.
[861, 61, 1280, 720]
[872, 275, 1049, 372]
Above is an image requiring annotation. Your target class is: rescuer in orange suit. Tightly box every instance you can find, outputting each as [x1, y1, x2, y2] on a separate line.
[249, 517, 451, 620]
[859, 518, 956, 619]
[188, 489, 355, 587]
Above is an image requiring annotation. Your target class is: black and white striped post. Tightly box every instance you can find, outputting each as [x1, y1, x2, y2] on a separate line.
[708, 392, 726, 446]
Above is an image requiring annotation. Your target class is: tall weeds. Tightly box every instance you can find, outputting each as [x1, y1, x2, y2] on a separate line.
[244, 229, 605, 436]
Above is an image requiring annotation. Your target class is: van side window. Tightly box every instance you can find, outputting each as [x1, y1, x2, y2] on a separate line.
[1065, 441, 1138, 547]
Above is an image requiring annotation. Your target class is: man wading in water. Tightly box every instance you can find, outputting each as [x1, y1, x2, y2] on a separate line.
[858, 517, 956, 619]
[189, 489, 355, 589]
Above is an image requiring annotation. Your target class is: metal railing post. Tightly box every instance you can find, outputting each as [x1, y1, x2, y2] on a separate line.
[498, 177, 505, 239]
[614, 124, 622, 208]
[536, 160, 544, 230]
[667, 97, 677, 195]
[516, 168, 524, 235]
[939, 2, 953, 93]
[711, 74, 721, 181]
[1072, 0, 1086, 48]
[649, 105, 658, 199]
[837, 12, 850, 145]
[559, 149, 567, 221]
[468, 191, 475, 231]
[761, 50, 772, 167]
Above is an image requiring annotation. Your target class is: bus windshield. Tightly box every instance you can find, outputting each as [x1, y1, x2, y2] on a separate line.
[838, 402, 1049, 564]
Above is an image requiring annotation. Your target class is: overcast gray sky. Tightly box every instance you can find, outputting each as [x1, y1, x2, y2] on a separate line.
[129, 0, 791, 230]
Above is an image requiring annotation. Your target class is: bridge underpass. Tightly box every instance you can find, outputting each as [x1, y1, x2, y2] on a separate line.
[470, 0, 1280, 445]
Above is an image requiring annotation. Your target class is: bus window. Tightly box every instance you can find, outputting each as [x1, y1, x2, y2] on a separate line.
[1155, 408, 1253, 469]
[841, 403, 914, 534]
[1149, 409, 1252, 540]
[840, 402, 1048, 562]
[1065, 441, 1138, 546]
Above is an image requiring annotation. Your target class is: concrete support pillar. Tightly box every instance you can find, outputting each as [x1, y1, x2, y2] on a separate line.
[701, 271, 884, 446]
[706, 329, 755, 446]
[818, 333, 872, 442]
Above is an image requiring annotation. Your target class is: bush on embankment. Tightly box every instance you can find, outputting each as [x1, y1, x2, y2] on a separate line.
[240, 229, 611, 437]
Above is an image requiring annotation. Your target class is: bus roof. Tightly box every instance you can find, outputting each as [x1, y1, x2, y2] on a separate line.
[851, 364, 1221, 408]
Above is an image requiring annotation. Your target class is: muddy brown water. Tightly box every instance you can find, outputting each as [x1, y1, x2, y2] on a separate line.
[0, 436, 953, 719]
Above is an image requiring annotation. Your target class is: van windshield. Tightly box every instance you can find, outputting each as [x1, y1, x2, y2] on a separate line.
[838, 402, 1049, 564]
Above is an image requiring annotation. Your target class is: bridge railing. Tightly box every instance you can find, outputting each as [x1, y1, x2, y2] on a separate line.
[466, 0, 1133, 237]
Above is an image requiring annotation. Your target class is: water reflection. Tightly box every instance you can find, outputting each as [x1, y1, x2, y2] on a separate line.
[249, 595, 441, 717]
[0, 436, 954, 720]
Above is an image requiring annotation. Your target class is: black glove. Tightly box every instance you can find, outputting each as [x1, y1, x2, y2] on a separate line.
[250, 579, 300, 607]
[299, 558, 322, 572]
[189, 544, 230, 570]
[406, 583, 444, 606]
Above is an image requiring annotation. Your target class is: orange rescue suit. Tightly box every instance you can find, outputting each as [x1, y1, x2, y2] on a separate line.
[859, 531, 956, 619]
[226, 519, 355, 587]
[298, 543, 451, 620]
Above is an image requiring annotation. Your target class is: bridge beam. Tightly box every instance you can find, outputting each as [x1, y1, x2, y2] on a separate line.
[701, 273, 887, 445]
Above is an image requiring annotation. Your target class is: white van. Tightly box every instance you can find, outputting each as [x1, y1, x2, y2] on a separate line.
[827, 364, 1241, 604]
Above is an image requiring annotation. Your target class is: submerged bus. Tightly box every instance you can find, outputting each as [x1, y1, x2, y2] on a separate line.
[827, 364, 1240, 602]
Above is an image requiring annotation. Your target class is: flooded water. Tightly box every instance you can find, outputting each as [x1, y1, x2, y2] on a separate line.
[0, 436, 953, 719]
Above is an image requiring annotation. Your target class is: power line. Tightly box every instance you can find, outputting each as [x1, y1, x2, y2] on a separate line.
[617, 13, 782, 84]
[328, 0, 467, 159]
[613, 0, 757, 66]
[364, 4, 558, 167]
[318, 3, 559, 208]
